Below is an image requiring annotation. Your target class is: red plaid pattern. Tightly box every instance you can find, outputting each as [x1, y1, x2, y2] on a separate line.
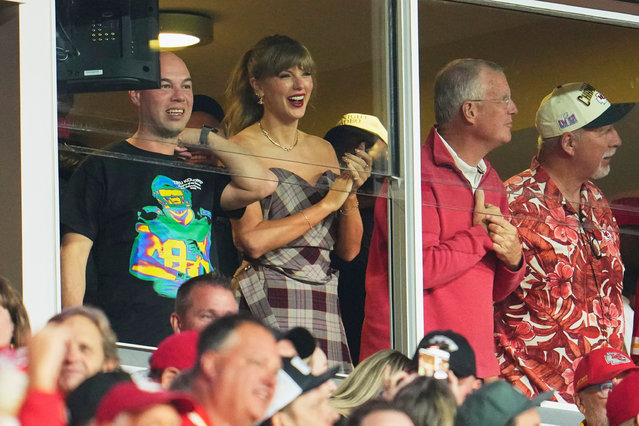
[237, 168, 353, 373]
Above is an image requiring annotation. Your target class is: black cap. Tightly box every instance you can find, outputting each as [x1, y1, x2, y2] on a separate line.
[192, 94, 225, 122]
[66, 371, 132, 426]
[282, 356, 339, 394]
[276, 327, 317, 359]
[412, 330, 476, 378]
[260, 356, 337, 421]
[584, 102, 634, 129]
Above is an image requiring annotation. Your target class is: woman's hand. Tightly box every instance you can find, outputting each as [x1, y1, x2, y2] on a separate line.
[342, 143, 372, 191]
[320, 174, 354, 212]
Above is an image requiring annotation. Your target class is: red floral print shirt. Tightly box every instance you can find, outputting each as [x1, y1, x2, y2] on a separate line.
[494, 158, 624, 403]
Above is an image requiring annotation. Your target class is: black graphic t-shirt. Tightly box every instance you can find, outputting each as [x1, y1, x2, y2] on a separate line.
[61, 141, 241, 346]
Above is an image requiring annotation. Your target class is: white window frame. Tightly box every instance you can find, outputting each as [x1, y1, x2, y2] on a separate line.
[18, 0, 61, 330]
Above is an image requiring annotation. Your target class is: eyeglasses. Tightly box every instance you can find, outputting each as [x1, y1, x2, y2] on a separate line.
[582, 382, 614, 398]
[468, 96, 513, 105]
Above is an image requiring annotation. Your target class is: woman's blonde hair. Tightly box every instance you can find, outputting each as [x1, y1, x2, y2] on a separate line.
[331, 349, 411, 417]
[0, 276, 31, 348]
[224, 34, 316, 137]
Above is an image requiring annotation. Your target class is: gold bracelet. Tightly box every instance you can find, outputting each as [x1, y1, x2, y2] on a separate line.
[339, 200, 360, 215]
[301, 211, 313, 230]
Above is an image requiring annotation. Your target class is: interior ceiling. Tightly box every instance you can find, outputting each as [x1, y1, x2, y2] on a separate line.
[162, 0, 639, 98]
[70, 0, 544, 140]
[157, 0, 374, 101]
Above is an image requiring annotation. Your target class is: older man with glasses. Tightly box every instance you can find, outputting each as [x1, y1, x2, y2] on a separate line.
[361, 58, 525, 380]
[573, 348, 639, 426]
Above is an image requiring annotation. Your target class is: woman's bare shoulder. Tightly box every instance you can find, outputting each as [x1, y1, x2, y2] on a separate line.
[229, 126, 263, 151]
[302, 133, 338, 162]
[304, 132, 332, 147]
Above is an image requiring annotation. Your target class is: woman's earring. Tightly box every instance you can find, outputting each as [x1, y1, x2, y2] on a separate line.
[256, 93, 264, 105]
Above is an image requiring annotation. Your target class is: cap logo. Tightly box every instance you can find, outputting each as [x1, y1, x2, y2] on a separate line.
[558, 113, 578, 130]
[339, 114, 367, 125]
[427, 335, 459, 352]
[577, 375, 589, 387]
[605, 352, 631, 365]
[577, 84, 597, 107]
[595, 92, 608, 105]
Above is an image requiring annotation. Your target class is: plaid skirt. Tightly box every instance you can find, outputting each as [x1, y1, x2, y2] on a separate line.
[236, 262, 353, 374]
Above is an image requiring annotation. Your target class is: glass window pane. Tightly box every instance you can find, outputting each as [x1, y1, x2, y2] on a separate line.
[417, 1, 638, 418]
[57, 0, 393, 373]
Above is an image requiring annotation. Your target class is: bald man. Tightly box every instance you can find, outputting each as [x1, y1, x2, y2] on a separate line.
[60, 52, 276, 346]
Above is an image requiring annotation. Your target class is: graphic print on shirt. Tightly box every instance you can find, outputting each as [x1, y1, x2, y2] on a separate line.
[129, 175, 212, 297]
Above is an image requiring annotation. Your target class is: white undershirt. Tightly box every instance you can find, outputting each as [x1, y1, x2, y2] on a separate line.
[437, 129, 486, 193]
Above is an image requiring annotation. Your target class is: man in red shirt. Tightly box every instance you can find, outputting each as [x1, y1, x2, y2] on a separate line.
[361, 58, 525, 379]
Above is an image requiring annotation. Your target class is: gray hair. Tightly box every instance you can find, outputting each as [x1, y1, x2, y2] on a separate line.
[538, 126, 585, 152]
[537, 135, 557, 152]
[49, 305, 119, 364]
[434, 58, 503, 125]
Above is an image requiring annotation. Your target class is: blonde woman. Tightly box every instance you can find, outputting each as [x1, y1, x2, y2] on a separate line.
[331, 349, 411, 417]
[226, 35, 371, 373]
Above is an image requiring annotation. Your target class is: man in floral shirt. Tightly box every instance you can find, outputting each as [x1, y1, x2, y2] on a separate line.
[495, 82, 634, 403]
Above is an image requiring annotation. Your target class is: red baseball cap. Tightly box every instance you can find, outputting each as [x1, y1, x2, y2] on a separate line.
[607, 371, 639, 426]
[573, 347, 639, 393]
[95, 382, 194, 422]
[149, 330, 199, 371]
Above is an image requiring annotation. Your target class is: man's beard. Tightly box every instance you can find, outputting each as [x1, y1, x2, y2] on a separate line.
[591, 151, 615, 180]
[591, 164, 611, 180]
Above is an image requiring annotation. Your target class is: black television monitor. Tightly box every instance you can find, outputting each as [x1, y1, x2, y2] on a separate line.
[56, 0, 160, 93]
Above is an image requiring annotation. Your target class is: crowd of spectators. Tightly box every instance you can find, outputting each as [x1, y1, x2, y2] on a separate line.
[3, 261, 639, 425]
[0, 288, 552, 426]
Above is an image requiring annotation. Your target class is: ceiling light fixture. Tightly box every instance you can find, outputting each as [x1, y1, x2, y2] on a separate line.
[158, 12, 213, 49]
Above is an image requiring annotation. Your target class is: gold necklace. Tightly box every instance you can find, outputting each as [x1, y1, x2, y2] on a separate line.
[259, 121, 299, 152]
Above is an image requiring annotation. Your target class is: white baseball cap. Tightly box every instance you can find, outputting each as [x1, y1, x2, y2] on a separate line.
[535, 82, 634, 139]
[335, 113, 388, 145]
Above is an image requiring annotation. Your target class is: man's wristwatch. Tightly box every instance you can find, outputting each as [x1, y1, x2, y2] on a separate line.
[199, 125, 216, 145]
